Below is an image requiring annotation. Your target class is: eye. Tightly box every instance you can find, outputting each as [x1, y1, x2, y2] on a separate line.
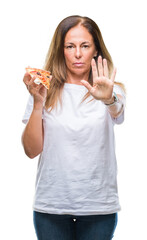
[82, 45, 89, 48]
[65, 45, 74, 49]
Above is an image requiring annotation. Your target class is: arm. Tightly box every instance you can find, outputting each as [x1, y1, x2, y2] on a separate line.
[22, 73, 47, 158]
[22, 107, 44, 159]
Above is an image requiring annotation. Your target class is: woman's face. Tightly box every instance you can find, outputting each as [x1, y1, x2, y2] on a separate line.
[64, 24, 97, 80]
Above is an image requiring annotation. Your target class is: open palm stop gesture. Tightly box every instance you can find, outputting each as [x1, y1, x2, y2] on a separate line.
[81, 56, 116, 104]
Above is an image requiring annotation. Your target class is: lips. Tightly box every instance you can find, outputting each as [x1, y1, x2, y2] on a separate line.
[73, 62, 84, 67]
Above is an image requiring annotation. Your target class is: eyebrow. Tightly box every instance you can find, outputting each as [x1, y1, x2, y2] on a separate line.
[64, 41, 91, 45]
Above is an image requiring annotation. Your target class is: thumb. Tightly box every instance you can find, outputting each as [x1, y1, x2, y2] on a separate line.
[81, 80, 93, 92]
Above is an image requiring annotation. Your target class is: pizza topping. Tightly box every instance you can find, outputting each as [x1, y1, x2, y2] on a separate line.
[37, 72, 41, 76]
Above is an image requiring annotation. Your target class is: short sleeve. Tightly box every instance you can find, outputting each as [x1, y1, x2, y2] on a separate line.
[22, 95, 34, 124]
[111, 84, 126, 125]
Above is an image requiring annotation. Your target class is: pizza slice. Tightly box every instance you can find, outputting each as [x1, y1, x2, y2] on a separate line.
[25, 67, 52, 89]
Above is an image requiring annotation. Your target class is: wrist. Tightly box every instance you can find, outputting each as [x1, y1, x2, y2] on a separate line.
[103, 97, 114, 105]
[103, 92, 118, 106]
[33, 96, 45, 110]
[33, 101, 44, 110]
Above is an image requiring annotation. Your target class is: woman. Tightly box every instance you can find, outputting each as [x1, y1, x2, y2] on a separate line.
[22, 15, 125, 240]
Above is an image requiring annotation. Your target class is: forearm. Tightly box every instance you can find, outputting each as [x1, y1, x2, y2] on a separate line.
[22, 106, 44, 158]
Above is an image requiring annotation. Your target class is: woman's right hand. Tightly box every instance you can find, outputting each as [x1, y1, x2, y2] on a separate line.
[23, 72, 47, 109]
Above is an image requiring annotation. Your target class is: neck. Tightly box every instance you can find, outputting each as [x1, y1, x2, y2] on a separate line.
[66, 71, 90, 85]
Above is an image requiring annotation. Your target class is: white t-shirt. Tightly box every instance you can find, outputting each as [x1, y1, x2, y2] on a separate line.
[22, 83, 125, 215]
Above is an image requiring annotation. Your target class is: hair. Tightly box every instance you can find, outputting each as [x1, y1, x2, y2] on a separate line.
[44, 15, 125, 111]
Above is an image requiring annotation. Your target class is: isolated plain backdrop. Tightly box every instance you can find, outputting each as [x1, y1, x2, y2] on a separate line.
[0, 0, 147, 239]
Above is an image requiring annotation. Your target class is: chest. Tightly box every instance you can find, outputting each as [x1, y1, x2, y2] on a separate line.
[43, 91, 110, 142]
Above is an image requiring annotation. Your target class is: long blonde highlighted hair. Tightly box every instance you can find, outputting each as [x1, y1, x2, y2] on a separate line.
[44, 15, 125, 110]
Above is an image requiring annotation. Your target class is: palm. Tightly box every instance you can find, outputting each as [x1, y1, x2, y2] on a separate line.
[81, 56, 116, 102]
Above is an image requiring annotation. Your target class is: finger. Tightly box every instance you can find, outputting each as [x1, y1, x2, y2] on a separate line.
[28, 76, 36, 86]
[39, 84, 47, 96]
[103, 59, 109, 78]
[91, 58, 98, 80]
[35, 82, 43, 89]
[23, 72, 31, 86]
[49, 75, 52, 82]
[27, 76, 38, 92]
[111, 68, 117, 82]
[81, 80, 93, 92]
[98, 56, 103, 77]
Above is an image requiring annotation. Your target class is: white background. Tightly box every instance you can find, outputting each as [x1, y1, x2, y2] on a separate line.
[0, 0, 147, 239]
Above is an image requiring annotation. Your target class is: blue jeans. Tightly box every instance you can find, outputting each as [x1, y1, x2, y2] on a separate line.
[33, 211, 118, 240]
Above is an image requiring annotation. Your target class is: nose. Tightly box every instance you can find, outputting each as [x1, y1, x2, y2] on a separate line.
[75, 47, 82, 59]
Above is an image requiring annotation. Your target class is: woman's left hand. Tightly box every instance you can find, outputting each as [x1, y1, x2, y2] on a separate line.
[81, 56, 116, 104]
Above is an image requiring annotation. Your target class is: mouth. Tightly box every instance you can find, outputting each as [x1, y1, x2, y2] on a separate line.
[73, 62, 84, 67]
